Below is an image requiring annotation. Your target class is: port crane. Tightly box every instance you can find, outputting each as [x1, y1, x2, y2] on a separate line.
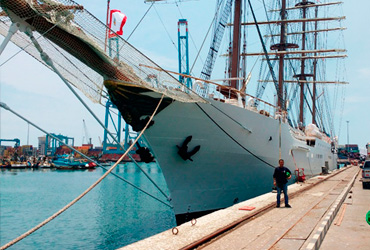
[82, 119, 92, 144]
[0, 138, 20, 148]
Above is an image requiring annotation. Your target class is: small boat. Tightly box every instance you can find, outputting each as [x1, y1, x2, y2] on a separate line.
[53, 156, 96, 170]
[39, 158, 55, 168]
[25, 158, 43, 168]
[8, 162, 28, 169]
[0, 161, 12, 168]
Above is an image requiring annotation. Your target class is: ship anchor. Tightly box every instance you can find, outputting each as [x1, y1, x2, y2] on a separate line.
[176, 136, 200, 162]
[136, 142, 154, 163]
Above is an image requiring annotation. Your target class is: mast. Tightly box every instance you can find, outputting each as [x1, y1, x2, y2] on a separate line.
[229, 0, 242, 97]
[312, 6, 318, 124]
[229, 0, 346, 127]
[299, 1, 306, 124]
[296, 1, 315, 125]
[269, 0, 299, 110]
[278, 0, 287, 110]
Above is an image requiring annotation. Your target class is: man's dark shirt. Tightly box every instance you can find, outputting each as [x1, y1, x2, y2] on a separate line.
[273, 166, 291, 186]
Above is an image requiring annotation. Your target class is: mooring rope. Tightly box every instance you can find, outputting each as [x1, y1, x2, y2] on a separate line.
[0, 94, 165, 250]
[24, 29, 171, 202]
[1, 8, 170, 203]
[0, 101, 172, 208]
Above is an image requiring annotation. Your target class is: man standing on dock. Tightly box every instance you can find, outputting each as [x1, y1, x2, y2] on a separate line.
[273, 159, 292, 208]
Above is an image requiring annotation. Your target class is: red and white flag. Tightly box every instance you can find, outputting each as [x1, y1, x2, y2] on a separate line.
[109, 9, 127, 37]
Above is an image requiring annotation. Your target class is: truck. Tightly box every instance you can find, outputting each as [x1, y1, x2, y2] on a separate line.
[337, 144, 360, 165]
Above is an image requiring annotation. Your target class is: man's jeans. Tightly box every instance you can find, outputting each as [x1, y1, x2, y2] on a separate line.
[276, 183, 288, 206]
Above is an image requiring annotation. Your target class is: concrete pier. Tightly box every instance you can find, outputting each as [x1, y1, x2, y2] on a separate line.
[119, 166, 369, 250]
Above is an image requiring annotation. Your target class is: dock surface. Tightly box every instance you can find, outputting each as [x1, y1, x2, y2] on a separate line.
[120, 166, 370, 250]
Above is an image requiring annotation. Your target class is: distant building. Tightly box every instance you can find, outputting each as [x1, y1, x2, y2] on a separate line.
[38, 136, 51, 156]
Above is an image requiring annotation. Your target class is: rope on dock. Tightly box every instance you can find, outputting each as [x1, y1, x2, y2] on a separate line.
[0, 94, 165, 250]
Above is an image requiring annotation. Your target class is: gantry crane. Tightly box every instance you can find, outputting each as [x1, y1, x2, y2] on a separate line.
[0, 138, 20, 148]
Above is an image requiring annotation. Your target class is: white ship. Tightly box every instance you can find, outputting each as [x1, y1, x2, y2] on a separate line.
[0, 0, 347, 224]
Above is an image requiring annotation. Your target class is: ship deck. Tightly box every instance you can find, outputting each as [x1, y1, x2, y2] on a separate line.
[119, 165, 370, 250]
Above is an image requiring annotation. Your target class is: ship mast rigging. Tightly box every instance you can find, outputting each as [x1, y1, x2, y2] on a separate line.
[226, 0, 347, 134]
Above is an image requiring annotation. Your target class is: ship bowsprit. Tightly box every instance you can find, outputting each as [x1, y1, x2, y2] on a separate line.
[104, 79, 173, 132]
[0, 0, 205, 106]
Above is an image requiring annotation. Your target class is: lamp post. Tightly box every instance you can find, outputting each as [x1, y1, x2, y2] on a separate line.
[346, 120, 349, 165]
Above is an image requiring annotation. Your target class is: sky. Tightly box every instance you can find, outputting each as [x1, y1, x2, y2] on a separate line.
[0, 0, 369, 150]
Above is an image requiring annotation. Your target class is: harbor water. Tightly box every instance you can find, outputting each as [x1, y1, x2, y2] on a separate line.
[0, 163, 176, 249]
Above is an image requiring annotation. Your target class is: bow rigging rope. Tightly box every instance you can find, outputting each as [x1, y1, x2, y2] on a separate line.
[153, 5, 177, 51]
[0, 94, 165, 250]
[45, 38, 109, 98]
[125, 1, 154, 42]
[20, 21, 172, 201]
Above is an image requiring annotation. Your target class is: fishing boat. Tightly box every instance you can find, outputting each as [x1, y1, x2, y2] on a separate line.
[0, 0, 347, 224]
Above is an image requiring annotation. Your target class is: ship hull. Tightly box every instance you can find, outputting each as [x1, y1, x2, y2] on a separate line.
[0, 0, 340, 225]
[142, 99, 337, 223]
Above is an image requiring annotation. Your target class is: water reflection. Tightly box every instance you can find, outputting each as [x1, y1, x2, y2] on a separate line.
[0, 162, 175, 250]
[95, 162, 174, 249]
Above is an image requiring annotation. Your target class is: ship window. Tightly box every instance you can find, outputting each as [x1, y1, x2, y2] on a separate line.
[306, 139, 316, 147]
